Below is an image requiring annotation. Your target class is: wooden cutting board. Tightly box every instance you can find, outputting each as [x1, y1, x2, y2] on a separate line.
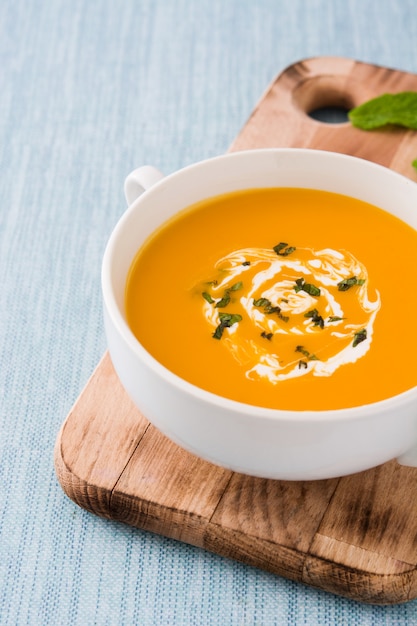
[54, 57, 417, 605]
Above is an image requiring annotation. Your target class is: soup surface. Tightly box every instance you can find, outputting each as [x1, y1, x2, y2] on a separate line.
[125, 188, 417, 410]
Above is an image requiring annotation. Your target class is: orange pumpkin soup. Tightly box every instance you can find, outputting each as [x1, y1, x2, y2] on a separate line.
[125, 188, 417, 410]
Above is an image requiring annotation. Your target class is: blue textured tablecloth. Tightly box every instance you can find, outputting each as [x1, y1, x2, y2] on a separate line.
[1, 1, 417, 624]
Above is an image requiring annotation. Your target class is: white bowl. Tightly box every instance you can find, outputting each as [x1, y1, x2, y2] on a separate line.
[102, 149, 417, 480]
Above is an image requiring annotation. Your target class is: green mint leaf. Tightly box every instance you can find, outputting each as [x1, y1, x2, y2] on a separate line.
[348, 92, 417, 130]
[413, 158, 417, 171]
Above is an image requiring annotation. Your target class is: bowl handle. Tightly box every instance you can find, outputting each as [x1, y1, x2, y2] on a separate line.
[124, 166, 165, 206]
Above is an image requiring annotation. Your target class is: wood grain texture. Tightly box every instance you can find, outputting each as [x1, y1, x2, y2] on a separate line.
[55, 57, 417, 604]
[54, 352, 151, 517]
[230, 56, 417, 179]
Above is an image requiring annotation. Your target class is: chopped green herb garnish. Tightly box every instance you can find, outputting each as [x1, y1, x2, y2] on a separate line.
[214, 281, 243, 308]
[295, 346, 319, 360]
[304, 308, 325, 329]
[337, 276, 365, 291]
[260, 331, 273, 341]
[273, 242, 296, 256]
[242, 261, 251, 266]
[348, 92, 417, 130]
[212, 324, 225, 340]
[215, 294, 231, 308]
[413, 158, 417, 171]
[253, 297, 289, 322]
[295, 345, 309, 358]
[298, 360, 308, 369]
[328, 316, 345, 322]
[212, 325, 224, 340]
[294, 278, 321, 296]
[202, 291, 214, 304]
[352, 328, 367, 347]
[253, 297, 271, 308]
[212, 313, 243, 340]
[219, 312, 242, 324]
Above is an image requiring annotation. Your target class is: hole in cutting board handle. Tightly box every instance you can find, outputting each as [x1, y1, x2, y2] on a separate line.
[292, 75, 361, 125]
[308, 105, 350, 124]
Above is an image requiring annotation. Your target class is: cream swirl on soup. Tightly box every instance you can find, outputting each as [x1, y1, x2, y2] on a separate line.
[201, 246, 381, 383]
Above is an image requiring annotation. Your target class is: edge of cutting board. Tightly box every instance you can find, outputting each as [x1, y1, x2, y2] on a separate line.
[55, 57, 417, 605]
